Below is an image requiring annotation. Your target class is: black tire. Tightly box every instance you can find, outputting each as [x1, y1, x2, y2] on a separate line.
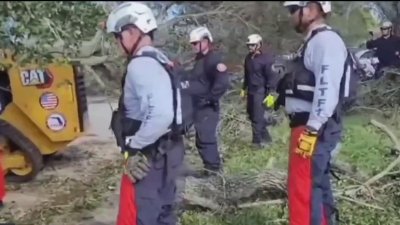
[0, 119, 43, 183]
[0, 90, 10, 114]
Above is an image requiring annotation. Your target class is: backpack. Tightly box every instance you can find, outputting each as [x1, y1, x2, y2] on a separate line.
[302, 26, 360, 110]
[128, 51, 195, 139]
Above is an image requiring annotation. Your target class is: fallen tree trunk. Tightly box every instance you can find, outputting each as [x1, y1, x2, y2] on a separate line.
[181, 170, 287, 211]
[179, 120, 399, 212]
[180, 167, 384, 212]
[179, 158, 372, 211]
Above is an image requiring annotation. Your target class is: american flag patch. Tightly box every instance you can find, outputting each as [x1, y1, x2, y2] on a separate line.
[40, 92, 59, 110]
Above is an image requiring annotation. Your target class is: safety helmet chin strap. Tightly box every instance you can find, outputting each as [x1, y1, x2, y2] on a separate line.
[127, 36, 143, 57]
[250, 44, 262, 57]
[256, 42, 263, 53]
[196, 37, 213, 58]
[196, 42, 204, 58]
[116, 29, 144, 58]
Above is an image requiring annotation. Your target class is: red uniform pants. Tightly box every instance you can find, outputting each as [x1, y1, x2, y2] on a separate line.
[0, 155, 6, 202]
[288, 126, 336, 225]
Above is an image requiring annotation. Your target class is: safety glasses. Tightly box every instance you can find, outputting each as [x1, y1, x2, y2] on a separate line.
[191, 41, 200, 46]
[113, 27, 130, 39]
[287, 5, 301, 15]
[113, 32, 122, 39]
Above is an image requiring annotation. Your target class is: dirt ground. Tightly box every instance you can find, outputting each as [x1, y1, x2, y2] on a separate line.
[0, 96, 127, 225]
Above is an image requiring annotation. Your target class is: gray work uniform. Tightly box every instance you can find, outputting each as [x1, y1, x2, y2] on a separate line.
[124, 45, 185, 225]
[279, 24, 348, 225]
[180, 51, 230, 170]
[242, 51, 277, 144]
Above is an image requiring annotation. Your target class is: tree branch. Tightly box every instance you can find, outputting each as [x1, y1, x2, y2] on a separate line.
[345, 119, 400, 196]
[360, 119, 400, 186]
[158, 3, 260, 32]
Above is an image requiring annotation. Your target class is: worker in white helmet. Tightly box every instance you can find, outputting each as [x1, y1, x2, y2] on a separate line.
[240, 34, 278, 149]
[106, 2, 185, 224]
[276, 1, 357, 224]
[366, 20, 400, 76]
[180, 26, 230, 177]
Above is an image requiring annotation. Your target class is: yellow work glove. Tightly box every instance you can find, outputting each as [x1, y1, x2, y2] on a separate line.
[240, 89, 246, 98]
[263, 94, 277, 108]
[295, 129, 318, 158]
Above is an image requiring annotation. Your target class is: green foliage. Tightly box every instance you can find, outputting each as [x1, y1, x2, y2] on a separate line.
[0, 1, 107, 65]
[182, 206, 287, 225]
[329, 9, 369, 47]
[339, 115, 394, 174]
[182, 109, 400, 224]
[359, 7, 381, 31]
[181, 1, 374, 64]
[222, 118, 290, 175]
[0, 1, 378, 67]
[374, 1, 399, 21]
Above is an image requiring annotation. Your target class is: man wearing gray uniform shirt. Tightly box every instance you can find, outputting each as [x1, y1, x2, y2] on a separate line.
[107, 2, 184, 225]
[274, 1, 354, 225]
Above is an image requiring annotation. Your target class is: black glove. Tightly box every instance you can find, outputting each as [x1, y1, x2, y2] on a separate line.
[124, 152, 151, 183]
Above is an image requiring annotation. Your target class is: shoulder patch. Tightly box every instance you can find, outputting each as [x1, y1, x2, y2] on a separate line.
[216, 63, 227, 72]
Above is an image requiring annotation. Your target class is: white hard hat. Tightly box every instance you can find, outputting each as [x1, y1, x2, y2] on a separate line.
[283, 1, 332, 14]
[106, 2, 157, 34]
[189, 26, 213, 43]
[381, 21, 393, 28]
[246, 34, 262, 45]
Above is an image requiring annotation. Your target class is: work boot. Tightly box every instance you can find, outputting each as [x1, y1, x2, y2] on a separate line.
[253, 142, 265, 149]
[259, 131, 272, 145]
[180, 164, 221, 178]
[203, 166, 223, 177]
[266, 116, 278, 126]
[187, 164, 223, 178]
[252, 140, 271, 150]
[328, 208, 340, 225]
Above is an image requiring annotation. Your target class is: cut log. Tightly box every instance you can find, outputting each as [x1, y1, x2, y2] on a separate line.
[180, 170, 287, 211]
[179, 163, 374, 211]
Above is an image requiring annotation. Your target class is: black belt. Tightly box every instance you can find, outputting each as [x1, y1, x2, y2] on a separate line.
[288, 112, 310, 128]
[126, 130, 175, 158]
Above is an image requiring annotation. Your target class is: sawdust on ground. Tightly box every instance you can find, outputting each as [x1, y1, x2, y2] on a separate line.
[0, 97, 125, 225]
[0, 96, 197, 225]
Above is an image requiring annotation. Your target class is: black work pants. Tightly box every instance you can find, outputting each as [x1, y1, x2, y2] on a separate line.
[194, 107, 221, 169]
[246, 92, 271, 144]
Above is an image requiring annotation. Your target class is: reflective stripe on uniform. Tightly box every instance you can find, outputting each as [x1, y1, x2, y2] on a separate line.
[285, 89, 294, 94]
[343, 64, 351, 98]
[297, 84, 315, 92]
[285, 84, 315, 95]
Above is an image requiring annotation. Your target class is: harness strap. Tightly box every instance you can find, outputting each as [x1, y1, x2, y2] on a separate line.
[131, 53, 180, 137]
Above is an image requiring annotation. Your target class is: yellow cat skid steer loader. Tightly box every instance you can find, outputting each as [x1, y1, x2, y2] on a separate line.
[0, 49, 89, 183]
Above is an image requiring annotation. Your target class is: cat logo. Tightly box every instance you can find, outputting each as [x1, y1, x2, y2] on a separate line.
[20, 69, 52, 87]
